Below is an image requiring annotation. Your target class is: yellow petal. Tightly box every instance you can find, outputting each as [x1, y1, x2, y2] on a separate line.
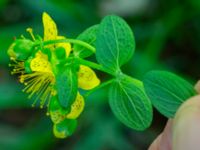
[30, 51, 52, 73]
[56, 36, 71, 57]
[66, 92, 85, 119]
[78, 65, 100, 90]
[42, 12, 57, 41]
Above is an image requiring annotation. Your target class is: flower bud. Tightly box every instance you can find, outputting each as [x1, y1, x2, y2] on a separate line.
[8, 39, 34, 60]
[53, 119, 77, 138]
[49, 96, 70, 124]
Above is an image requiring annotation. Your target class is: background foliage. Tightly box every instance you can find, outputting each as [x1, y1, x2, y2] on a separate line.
[1, 0, 200, 149]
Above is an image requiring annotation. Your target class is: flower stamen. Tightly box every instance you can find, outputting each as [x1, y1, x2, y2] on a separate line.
[20, 72, 55, 108]
[9, 60, 25, 75]
[26, 28, 36, 41]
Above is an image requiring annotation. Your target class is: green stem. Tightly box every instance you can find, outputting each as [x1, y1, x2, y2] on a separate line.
[77, 58, 114, 76]
[36, 39, 96, 53]
[84, 79, 115, 98]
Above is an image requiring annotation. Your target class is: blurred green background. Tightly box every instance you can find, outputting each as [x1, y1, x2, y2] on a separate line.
[1, 0, 200, 149]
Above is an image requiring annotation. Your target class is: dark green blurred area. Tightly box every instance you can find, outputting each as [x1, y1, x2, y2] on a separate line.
[1, 0, 200, 149]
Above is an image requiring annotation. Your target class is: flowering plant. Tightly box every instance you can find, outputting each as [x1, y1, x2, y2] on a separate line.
[8, 12, 197, 138]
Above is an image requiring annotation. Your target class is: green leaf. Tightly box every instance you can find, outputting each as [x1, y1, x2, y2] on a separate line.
[96, 15, 135, 74]
[55, 64, 78, 109]
[53, 119, 77, 138]
[73, 25, 99, 58]
[143, 71, 197, 118]
[109, 75, 152, 130]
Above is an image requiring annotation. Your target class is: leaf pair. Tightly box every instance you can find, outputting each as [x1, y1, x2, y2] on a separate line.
[96, 16, 198, 128]
[75, 16, 152, 130]
[94, 16, 152, 130]
[73, 15, 197, 131]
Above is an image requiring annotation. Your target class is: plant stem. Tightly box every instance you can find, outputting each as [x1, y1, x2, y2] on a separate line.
[84, 79, 115, 98]
[77, 58, 114, 76]
[35, 38, 117, 75]
[37, 39, 96, 53]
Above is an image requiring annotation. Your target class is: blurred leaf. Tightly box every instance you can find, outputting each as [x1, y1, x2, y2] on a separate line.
[74, 111, 134, 150]
[0, 0, 7, 9]
[96, 15, 135, 74]
[189, 0, 200, 11]
[144, 6, 184, 64]
[0, 118, 55, 150]
[143, 71, 197, 118]
[109, 75, 152, 130]
[74, 25, 99, 58]
[0, 73, 29, 109]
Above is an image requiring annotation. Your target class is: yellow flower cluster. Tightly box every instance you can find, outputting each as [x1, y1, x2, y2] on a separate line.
[8, 12, 100, 138]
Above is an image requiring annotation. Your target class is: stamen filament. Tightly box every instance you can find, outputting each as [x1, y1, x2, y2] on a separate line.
[26, 28, 36, 41]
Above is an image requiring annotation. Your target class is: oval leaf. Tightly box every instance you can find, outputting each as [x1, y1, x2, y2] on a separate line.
[109, 75, 152, 130]
[73, 25, 99, 58]
[143, 71, 197, 118]
[96, 15, 135, 74]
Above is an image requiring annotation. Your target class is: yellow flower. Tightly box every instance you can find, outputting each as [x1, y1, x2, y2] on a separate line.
[9, 12, 100, 120]
[19, 51, 56, 107]
[41, 12, 100, 115]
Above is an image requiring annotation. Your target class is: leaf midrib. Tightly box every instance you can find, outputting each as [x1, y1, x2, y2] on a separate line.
[119, 82, 146, 127]
[111, 17, 120, 69]
[146, 80, 185, 103]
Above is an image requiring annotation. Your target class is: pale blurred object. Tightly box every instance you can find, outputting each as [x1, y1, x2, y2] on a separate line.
[99, 0, 151, 17]
[195, 80, 200, 94]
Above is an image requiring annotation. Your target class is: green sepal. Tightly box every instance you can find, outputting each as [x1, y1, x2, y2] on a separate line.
[54, 47, 67, 60]
[109, 74, 152, 131]
[73, 25, 99, 58]
[41, 48, 52, 61]
[49, 46, 79, 109]
[50, 47, 68, 65]
[143, 71, 197, 118]
[52, 61, 78, 109]
[53, 119, 77, 139]
[24, 56, 33, 73]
